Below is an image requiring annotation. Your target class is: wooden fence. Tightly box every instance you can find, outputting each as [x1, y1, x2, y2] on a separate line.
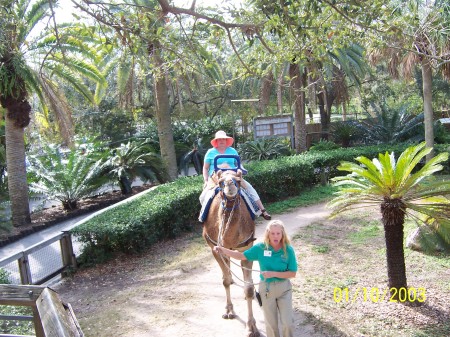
[0, 284, 84, 337]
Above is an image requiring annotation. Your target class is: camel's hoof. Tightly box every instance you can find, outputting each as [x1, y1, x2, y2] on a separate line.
[222, 313, 236, 319]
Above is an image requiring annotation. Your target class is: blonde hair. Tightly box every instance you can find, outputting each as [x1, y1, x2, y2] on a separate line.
[263, 220, 291, 255]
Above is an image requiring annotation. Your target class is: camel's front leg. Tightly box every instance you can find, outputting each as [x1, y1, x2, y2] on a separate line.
[213, 249, 236, 319]
[242, 259, 260, 337]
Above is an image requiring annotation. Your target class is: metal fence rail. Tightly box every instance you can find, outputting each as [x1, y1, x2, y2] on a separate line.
[0, 232, 77, 285]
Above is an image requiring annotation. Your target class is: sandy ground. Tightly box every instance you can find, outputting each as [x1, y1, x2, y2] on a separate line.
[55, 203, 332, 337]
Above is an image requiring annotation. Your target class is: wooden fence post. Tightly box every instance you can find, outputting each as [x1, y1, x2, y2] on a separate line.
[17, 253, 32, 285]
[60, 232, 77, 270]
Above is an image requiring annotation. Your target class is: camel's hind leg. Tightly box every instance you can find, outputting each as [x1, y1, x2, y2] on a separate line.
[242, 259, 260, 337]
[213, 249, 236, 319]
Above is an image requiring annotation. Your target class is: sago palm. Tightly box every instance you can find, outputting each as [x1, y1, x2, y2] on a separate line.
[238, 138, 291, 161]
[28, 147, 108, 211]
[102, 141, 169, 195]
[329, 142, 450, 298]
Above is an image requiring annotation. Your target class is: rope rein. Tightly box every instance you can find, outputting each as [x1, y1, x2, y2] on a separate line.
[216, 187, 261, 287]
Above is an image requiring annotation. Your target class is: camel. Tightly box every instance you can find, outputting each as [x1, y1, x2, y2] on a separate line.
[202, 168, 260, 337]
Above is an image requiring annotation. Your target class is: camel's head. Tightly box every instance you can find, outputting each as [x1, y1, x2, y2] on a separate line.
[217, 170, 242, 199]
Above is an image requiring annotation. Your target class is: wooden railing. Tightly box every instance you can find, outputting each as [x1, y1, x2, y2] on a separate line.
[0, 284, 83, 337]
[0, 232, 77, 285]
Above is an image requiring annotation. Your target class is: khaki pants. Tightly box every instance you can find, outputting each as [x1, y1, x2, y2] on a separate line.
[259, 280, 294, 337]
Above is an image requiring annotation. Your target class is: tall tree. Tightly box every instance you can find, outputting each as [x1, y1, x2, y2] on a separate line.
[72, 0, 230, 180]
[0, 0, 104, 226]
[366, 0, 450, 161]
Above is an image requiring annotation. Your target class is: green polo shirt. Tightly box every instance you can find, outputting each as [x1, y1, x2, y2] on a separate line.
[243, 242, 297, 283]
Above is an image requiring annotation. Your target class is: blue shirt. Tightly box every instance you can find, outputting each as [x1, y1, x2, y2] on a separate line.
[204, 147, 239, 176]
[244, 242, 298, 283]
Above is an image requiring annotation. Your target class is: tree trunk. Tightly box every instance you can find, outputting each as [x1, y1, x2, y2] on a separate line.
[119, 176, 133, 195]
[317, 91, 329, 140]
[289, 63, 307, 153]
[422, 59, 434, 162]
[381, 198, 407, 298]
[342, 101, 347, 121]
[5, 116, 31, 226]
[276, 67, 284, 114]
[258, 71, 274, 115]
[152, 45, 178, 181]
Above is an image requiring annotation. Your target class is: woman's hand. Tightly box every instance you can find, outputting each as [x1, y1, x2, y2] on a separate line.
[261, 270, 297, 280]
[261, 271, 275, 279]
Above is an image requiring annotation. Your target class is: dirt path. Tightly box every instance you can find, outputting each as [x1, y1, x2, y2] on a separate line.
[55, 203, 332, 337]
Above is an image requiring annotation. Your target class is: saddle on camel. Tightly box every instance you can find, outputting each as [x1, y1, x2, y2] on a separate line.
[201, 155, 260, 337]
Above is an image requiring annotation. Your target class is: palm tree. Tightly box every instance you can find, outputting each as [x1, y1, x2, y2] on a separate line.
[0, 0, 104, 226]
[317, 43, 370, 139]
[329, 142, 450, 298]
[369, 0, 450, 161]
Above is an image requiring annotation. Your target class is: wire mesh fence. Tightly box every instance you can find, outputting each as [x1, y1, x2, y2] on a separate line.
[28, 240, 64, 284]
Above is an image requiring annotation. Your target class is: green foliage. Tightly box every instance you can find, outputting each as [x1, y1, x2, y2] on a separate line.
[358, 103, 424, 144]
[309, 140, 340, 152]
[171, 119, 235, 146]
[0, 268, 10, 283]
[434, 122, 450, 144]
[0, 305, 34, 336]
[244, 155, 315, 201]
[28, 145, 108, 210]
[101, 140, 169, 194]
[237, 137, 291, 161]
[331, 121, 362, 147]
[90, 108, 137, 144]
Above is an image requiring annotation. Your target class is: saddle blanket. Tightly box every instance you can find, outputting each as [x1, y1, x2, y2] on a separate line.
[198, 188, 260, 222]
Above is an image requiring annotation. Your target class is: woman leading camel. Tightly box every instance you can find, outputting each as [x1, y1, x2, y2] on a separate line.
[202, 130, 271, 220]
[214, 220, 298, 337]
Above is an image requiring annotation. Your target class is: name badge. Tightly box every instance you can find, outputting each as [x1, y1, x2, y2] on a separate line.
[264, 250, 272, 257]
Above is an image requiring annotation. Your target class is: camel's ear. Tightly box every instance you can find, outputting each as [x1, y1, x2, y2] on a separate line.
[217, 170, 223, 179]
[237, 169, 242, 178]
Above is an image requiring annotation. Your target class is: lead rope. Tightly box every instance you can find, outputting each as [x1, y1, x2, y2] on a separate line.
[216, 192, 261, 287]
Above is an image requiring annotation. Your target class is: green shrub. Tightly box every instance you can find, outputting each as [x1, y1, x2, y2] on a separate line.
[244, 155, 316, 202]
[309, 140, 340, 152]
[0, 268, 11, 283]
